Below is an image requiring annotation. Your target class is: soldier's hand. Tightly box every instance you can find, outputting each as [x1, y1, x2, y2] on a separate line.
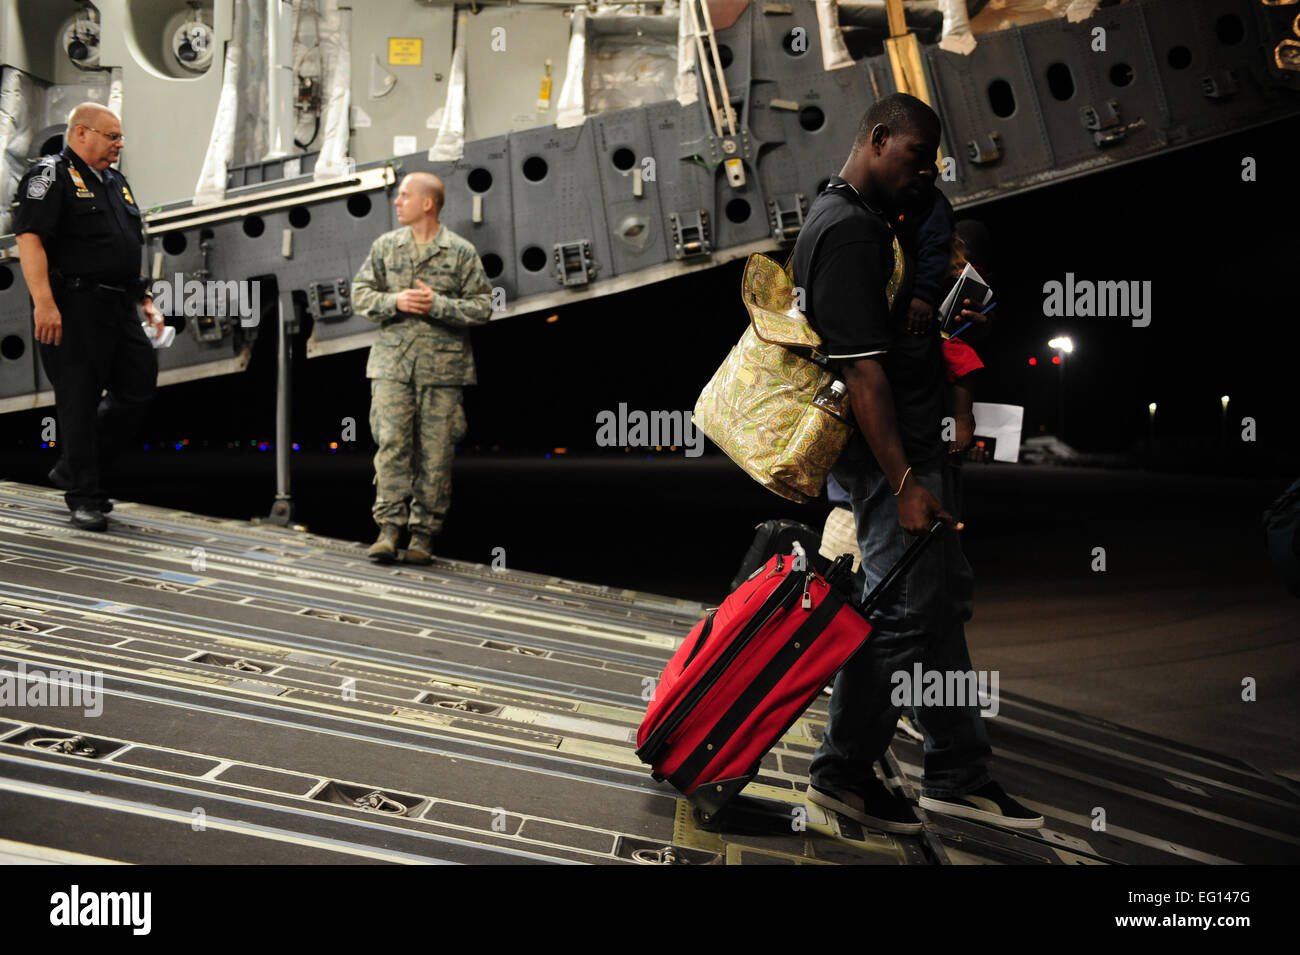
[396, 284, 434, 314]
[34, 302, 62, 347]
[415, 279, 439, 315]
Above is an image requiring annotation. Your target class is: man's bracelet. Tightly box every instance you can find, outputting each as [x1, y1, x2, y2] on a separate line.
[894, 466, 913, 497]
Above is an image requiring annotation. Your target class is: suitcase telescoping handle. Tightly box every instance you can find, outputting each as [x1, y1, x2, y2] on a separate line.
[855, 519, 947, 619]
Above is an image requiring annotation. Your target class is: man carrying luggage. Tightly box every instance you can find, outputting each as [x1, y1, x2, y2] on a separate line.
[792, 93, 1041, 833]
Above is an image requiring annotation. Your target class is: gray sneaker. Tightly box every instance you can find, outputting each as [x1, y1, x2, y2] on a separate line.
[920, 781, 1045, 829]
[367, 524, 401, 563]
[808, 779, 922, 834]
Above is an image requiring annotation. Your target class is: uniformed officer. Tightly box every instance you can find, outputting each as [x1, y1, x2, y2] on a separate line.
[13, 102, 163, 531]
[352, 172, 492, 563]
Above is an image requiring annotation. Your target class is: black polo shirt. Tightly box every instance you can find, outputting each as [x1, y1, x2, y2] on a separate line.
[792, 176, 945, 468]
[12, 146, 145, 285]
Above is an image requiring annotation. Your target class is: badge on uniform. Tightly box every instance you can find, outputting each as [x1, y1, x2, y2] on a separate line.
[68, 167, 94, 199]
[26, 175, 52, 199]
[122, 185, 135, 206]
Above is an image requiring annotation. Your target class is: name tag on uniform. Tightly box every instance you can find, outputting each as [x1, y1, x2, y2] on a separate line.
[68, 167, 95, 199]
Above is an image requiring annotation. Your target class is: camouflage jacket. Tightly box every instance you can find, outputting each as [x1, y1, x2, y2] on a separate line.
[351, 224, 492, 385]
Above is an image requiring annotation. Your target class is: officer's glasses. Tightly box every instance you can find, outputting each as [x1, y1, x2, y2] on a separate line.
[82, 125, 124, 143]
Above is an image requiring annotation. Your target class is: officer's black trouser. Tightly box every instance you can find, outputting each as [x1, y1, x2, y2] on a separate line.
[38, 287, 157, 511]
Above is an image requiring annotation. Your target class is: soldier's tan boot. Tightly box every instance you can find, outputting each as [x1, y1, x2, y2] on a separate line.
[405, 530, 433, 565]
[368, 524, 401, 563]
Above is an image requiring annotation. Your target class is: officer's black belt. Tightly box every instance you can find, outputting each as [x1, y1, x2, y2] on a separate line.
[56, 275, 137, 297]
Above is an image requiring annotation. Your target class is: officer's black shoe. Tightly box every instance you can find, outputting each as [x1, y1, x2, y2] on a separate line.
[70, 507, 108, 532]
[49, 464, 113, 512]
[48, 461, 74, 489]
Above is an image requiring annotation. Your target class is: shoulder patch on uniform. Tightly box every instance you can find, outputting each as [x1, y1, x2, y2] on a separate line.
[26, 175, 53, 200]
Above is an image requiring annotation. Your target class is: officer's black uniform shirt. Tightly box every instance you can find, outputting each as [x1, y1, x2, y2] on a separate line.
[12, 145, 144, 285]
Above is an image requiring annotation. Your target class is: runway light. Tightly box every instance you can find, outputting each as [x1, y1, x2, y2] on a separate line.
[1148, 402, 1157, 414]
[174, 442, 183, 450]
[292, 443, 300, 451]
[329, 441, 338, 450]
[545, 314, 559, 323]
[1220, 395, 1230, 409]
[1051, 355, 1061, 365]
[1048, 336, 1074, 353]
[553, 447, 567, 454]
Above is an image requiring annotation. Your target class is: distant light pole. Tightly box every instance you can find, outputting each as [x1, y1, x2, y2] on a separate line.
[1148, 401, 1157, 460]
[1220, 395, 1230, 452]
[1048, 337, 1073, 440]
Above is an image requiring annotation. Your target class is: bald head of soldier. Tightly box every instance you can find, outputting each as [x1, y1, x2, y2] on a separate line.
[394, 172, 445, 227]
[66, 103, 123, 171]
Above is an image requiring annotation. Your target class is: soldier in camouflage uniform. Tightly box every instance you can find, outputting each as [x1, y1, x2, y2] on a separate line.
[352, 172, 492, 563]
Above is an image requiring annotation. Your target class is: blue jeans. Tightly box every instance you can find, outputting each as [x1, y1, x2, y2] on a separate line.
[809, 458, 992, 799]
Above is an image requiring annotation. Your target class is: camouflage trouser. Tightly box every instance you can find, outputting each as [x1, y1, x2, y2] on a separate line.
[369, 378, 467, 534]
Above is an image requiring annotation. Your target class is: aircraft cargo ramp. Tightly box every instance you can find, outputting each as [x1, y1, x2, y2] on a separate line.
[0, 481, 1296, 866]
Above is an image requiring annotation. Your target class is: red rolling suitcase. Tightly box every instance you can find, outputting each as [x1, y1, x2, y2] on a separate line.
[635, 522, 944, 821]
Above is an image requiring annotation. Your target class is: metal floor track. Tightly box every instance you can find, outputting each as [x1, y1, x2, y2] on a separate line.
[1, 482, 1296, 865]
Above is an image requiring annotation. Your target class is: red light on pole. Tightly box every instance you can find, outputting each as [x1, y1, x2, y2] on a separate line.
[1028, 356, 1038, 366]
[1051, 355, 1061, 365]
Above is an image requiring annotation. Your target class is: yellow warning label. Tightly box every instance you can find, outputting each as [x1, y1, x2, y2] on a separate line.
[388, 37, 423, 65]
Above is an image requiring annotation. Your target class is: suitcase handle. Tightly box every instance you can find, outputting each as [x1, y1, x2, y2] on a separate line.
[856, 519, 946, 619]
